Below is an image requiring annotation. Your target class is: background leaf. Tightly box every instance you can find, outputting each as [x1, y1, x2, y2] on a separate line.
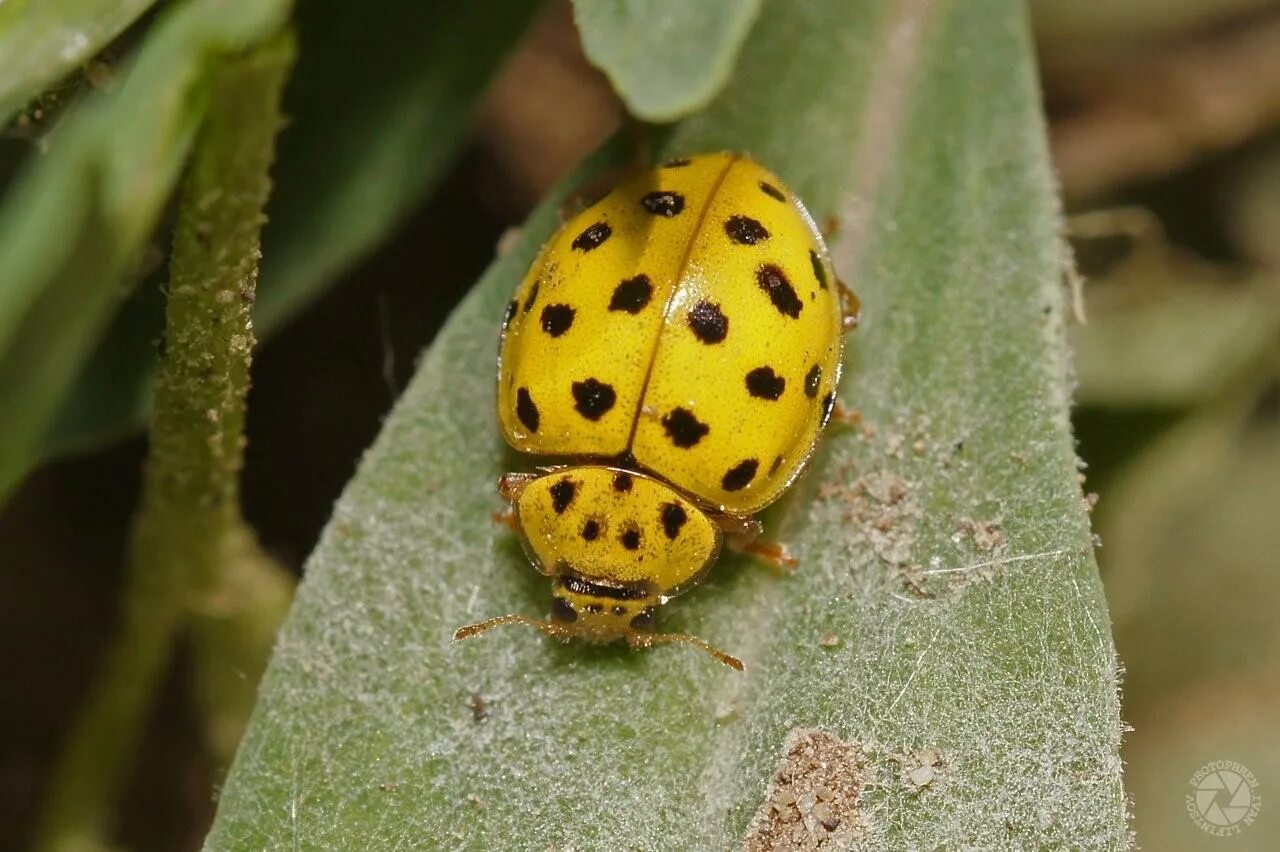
[0, 0, 291, 500]
[1098, 374, 1278, 852]
[573, 0, 762, 122]
[0, 0, 158, 125]
[16, 0, 541, 480]
[206, 1, 1126, 848]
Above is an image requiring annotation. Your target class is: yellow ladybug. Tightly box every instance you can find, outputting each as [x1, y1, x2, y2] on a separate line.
[455, 152, 859, 670]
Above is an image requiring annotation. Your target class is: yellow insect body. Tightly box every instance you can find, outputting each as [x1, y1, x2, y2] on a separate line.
[459, 152, 856, 670]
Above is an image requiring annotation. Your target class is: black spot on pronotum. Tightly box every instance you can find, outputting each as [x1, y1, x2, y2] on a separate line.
[745, 366, 786, 400]
[759, 182, 786, 202]
[501, 300, 518, 331]
[550, 596, 577, 623]
[572, 221, 612, 252]
[722, 458, 759, 492]
[609, 274, 653, 313]
[540, 303, 575, 337]
[516, 387, 540, 432]
[550, 478, 577, 514]
[805, 364, 822, 398]
[661, 503, 687, 539]
[630, 608, 655, 630]
[522, 281, 540, 313]
[769, 455, 784, 475]
[662, 158, 691, 168]
[661, 407, 710, 448]
[809, 249, 829, 289]
[611, 605, 627, 616]
[757, 264, 803, 318]
[584, 604, 604, 614]
[687, 300, 728, 344]
[572, 378, 616, 420]
[821, 392, 837, 428]
[612, 472, 633, 492]
[725, 215, 770, 245]
[641, 191, 685, 217]
[582, 519, 601, 541]
[620, 528, 642, 550]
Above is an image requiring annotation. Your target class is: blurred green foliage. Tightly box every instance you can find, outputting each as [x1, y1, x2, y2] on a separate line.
[572, 0, 761, 121]
[0, 0, 539, 499]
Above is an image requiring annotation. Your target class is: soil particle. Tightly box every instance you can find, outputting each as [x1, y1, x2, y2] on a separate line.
[743, 729, 865, 850]
[957, 516, 1005, 552]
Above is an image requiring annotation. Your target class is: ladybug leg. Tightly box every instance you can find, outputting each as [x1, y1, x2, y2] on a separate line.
[717, 514, 799, 574]
[498, 471, 538, 503]
[821, 214, 841, 240]
[491, 508, 517, 531]
[828, 401, 862, 428]
[838, 278, 861, 333]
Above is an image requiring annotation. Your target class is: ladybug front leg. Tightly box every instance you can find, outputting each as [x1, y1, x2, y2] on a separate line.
[498, 472, 538, 503]
[493, 472, 539, 529]
[716, 514, 798, 574]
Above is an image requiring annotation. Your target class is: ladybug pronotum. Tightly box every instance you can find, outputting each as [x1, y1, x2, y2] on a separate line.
[455, 152, 860, 670]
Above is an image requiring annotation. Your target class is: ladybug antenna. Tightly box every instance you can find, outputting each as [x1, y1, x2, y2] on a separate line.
[453, 614, 572, 643]
[628, 630, 744, 671]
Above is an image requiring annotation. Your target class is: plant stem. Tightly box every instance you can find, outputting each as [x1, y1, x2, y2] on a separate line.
[34, 34, 295, 852]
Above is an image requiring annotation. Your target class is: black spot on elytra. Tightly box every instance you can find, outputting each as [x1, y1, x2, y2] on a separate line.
[630, 608, 655, 629]
[757, 264, 803, 318]
[769, 455, 784, 475]
[821, 392, 836, 428]
[609, 274, 653, 313]
[687, 300, 728, 344]
[809, 249, 829, 289]
[641, 191, 685, 217]
[516, 387, 540, 432]
[745, 366, 786, 400]
[722, 459, 759, 492]
[502, 300, 518, 331]
[612, 472, 633, 492]
[572, 378, 616, 420]
[662, 407, 710, 448]
[522, 281, 540, 313]
[620, 528, 642, 550]
[661, 503, 687, 539]
[805, 364, 822, 398]
[581, 519, 600, 541]
[550, 478, 577, 514]
[540, 303, 575, 337]
[572, 221, 612, 252]
[759, 182, 786, 202]
[551, 596, 577, 622]
[725, 215, 769, 245]
[662, 158, 691, 168]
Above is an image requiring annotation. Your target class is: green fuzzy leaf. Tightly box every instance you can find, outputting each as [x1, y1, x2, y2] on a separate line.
[207, 1, 1127, 848]
[32, 0, 541, 471]
[573, 0, 762, 121]
[0, 0, 291, 500]
[0, 0, 158, 125]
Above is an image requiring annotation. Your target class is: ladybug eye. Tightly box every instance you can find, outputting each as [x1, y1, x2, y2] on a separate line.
[551, 597, 577, 623]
